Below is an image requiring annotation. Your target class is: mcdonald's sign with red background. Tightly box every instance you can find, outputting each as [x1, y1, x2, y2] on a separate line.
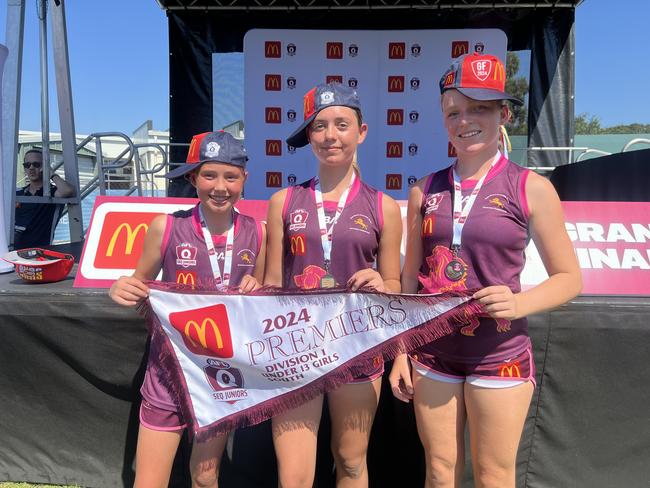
[266, 171, 282, 188]
[265, 74, 282, 91]
[326, 42, 343, 59]
[388, 42, 405, 59]
[168, 304, 234, 358]
[326, 75, 343, 84]
[387, 109, 404, 126]
[265, 107, 282, 124]
[94, 211, 161, 269]
[264, 41, 281, 58]
[386, 142, 403, 158]
[451, 41, 469, 58]
[387, 76, 404, 92]
[385, 173, 402, 190]
[266, 140, 282, 156]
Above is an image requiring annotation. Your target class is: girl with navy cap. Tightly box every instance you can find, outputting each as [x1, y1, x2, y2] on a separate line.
[389, 53, 582, 488]
[110, 131, 266, 488]
[264, 82, 402, 487]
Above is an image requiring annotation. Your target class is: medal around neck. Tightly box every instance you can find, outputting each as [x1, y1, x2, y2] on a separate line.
[320, 274, 337, 289]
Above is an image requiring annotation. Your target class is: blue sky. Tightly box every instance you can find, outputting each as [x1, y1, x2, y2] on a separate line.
[0, 0, 646, 134]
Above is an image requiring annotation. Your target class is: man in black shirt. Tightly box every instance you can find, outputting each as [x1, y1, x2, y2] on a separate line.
[14, 149, 75, 249]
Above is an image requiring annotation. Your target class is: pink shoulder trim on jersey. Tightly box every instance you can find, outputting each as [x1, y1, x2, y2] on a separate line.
[422, 173, 435, 210]
[160, 214, 174, 258]
[281, 186, 294, 221]
[256, 220, 263, 254]
[519, 169, 531, 220]
[377, 191, 384, 231]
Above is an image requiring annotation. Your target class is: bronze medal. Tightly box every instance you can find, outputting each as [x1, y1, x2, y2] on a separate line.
[444, 259, 466, 282]
[320, 274, 337, 289]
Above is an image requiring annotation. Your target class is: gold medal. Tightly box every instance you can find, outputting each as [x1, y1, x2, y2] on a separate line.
[444, 259, 466, 282]
[320, 274, 337, 289]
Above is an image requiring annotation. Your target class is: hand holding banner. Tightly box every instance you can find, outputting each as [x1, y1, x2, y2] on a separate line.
[142, 285, 481, 441]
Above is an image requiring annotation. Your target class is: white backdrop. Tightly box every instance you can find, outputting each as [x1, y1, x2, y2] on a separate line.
[241, 29, 507, 199]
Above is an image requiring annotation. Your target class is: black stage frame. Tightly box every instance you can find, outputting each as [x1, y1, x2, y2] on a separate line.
[1, 267, 649, 487]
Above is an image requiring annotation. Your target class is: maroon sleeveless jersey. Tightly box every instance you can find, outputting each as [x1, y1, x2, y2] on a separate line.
[282, 177, 383, 289]
[416, 156, 532, 362]
[142, 204, 261, 410]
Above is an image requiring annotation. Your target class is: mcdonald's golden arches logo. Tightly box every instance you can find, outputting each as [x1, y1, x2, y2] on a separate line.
[265, 74, 282, 91]
[290, 234, 307, 256]
[385, 174, 402, 190]
[176, 270, 197, 288]
[387, 109, 404, 126]
[326, 75, 343, 84]
[386, 142, 403, 158]
[451, 41, 469, 58]
[266, 140, 282, 156]
[493, 60, 505, 81]
[266, 171, 282, 188]
[388, 42, 406, 59]
[326, 42, 343, 59]
[387, 76, 404, 92]
[169, 304, 234, 358]
[498, 361, 522, 378]
[265, 41, 281, 58]
[94, 211, 161, 269]
[265, 107, 282, 124]
[422, 216, 435, 237]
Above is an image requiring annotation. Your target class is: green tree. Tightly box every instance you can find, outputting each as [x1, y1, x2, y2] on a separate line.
[504, 52, 529, 135]
[574, 113, 603, 134]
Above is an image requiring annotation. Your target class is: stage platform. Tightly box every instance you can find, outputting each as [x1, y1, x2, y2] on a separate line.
[1, 266, 649, 487]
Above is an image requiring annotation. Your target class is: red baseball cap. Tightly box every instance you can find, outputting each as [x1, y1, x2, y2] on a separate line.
[439, 53, 523, 106]
[3, 248, 74, 283]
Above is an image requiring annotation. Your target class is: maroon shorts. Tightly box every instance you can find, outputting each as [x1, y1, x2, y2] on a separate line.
[139, 399, 186, 432]
[348, 355, 384, 384]
[410, 346, 536, 388]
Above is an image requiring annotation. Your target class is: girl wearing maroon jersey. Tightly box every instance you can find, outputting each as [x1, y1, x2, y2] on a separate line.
[389, 54, 581, 488]
[110, 131, 266, 488]
[264, 82, 402, 488]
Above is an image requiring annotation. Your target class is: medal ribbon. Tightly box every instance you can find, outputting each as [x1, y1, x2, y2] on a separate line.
[313, 172, 356, 271]
[198, 204, 237, 286]
[451, 152, 500, 253]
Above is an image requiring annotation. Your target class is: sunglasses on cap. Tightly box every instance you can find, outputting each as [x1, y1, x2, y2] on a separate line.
[23, 162, 42, 169]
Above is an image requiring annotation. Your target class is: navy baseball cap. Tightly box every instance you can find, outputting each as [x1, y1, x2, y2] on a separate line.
[286, 82, 362, 148]
[165, 131, 248, 179]
[439, 53, 523, 106]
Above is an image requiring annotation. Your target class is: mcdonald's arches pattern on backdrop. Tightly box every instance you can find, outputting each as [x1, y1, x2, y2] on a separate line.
[243, 28, 507, 200]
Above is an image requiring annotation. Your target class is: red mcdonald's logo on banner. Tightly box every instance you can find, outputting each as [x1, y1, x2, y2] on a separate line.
[448, 142, 457, 157]
[265, 41, 281, 58]
[266, 171, 282, 187]
[386, 141, 403, 158]
[168, 304, 234, 358]
[385, 173, 403, 190]
[387, 109, 404, 125]
[326, 75, 343, 84]
[498, 362, 522, 378]
[422, 216, 435, 236]
[265, 107, 282, 124]
[265, 74, 282, 91]
[387, 76, 405, 92]
[176, 271, 197, 288]
[94, 211, 161, 269]
[266, 140, 282, 156]
[388, 42, 406, 59]
[326, 42, 343, 59]
[451, 41, 469, 58]
[290, 234, 307, 256]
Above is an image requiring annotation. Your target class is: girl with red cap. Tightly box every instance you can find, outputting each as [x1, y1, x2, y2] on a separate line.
[389, 53, 581, 488]
[265, 82, 402, 488]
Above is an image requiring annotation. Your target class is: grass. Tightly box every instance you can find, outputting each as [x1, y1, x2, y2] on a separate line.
[0, 484, 79, 488]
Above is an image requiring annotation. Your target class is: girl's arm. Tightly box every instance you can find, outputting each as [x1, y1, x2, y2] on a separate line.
[109, 214, 166, 307]
[474, 172, 582, 319]
[263, 189, 288, 287]
[388, 179, 426, 402]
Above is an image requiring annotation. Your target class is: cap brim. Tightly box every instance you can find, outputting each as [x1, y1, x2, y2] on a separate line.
[456, 87, 524, 106]
[2, 250, 64, 266]
[286, 113, 317, 148]
[164, 162, 203, 179]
